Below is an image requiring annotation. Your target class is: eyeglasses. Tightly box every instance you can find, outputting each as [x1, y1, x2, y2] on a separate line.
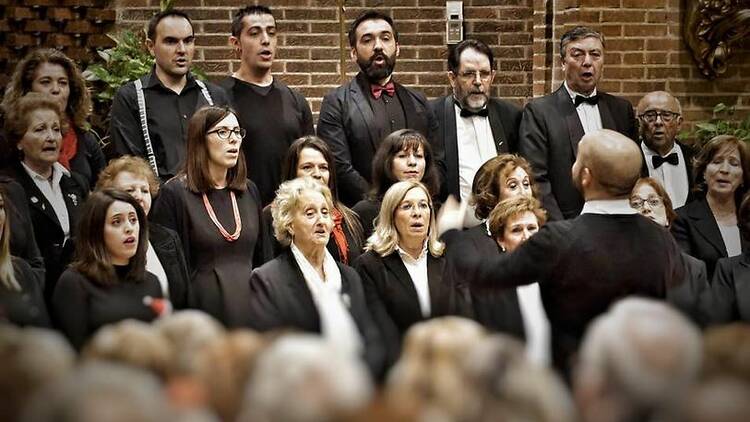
[630, 196, 664, 209]
[638, 110, 680, 123]
[207, 127, 246, 140]
[457, 70, 493, 82]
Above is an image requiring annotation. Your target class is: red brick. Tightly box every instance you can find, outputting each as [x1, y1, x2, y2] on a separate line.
[600, 11, 646, 23]
[623, 24, 668, 37]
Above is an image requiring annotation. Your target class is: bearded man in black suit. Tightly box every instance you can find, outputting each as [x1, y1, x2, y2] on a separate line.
[519, 26, 637, 220]
[317, 10, 442, 206]
[440, 129, 687, 377]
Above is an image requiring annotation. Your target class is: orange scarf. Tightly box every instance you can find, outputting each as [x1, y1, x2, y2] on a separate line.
[58, 121, 77, 170]
[331, 208, 349, 264]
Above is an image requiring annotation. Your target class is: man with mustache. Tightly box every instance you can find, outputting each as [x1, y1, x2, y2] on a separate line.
[637, 91, 694, 208]
[110, 10, 230, 183]
[518, 26, 637, 220]
[429, 39, 522, 201]
[317, 10, 442, 206]
[220, 5, 314, 206]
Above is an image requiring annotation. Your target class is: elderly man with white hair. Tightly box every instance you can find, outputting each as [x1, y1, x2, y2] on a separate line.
[573, 297, 703, 422]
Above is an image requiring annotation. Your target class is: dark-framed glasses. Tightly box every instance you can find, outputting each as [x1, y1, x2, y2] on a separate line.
[630, 196, 664, 209]
[638, 110, 680, 123]
[458, 70, 493, 82]
[208, 127, 246, 140]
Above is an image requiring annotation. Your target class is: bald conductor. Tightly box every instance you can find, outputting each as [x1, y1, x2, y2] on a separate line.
[443, 129, 687, 375]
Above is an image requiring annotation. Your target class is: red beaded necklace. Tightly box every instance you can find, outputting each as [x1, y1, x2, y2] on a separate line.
[202, 191, 242, 242]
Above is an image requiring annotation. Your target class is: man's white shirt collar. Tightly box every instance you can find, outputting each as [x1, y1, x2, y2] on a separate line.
[580, 198, 638, 215]
[564, 81, 597, 102]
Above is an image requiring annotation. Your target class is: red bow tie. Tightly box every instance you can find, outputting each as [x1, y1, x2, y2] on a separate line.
[371, 82, 395, 99]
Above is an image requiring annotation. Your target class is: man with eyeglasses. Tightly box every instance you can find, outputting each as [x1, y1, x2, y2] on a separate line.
[637, 91, 694, 208]
[220, 5, 314, 206]
[429, 39, 522, 201]
[518, 26, 637, 220]
[110, 10, 230, 183]
[317, 10, 442, 206]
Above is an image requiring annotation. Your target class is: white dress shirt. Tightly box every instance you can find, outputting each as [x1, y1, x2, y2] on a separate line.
[516, 282, 551, 366]
[397, 243, 431, 318]
[640, 142, 690, 208]
[718, 224, 742, 257]
[21, 161, 71, 239]
[564, 81, 602, 135]
[146, 241, 169, 298]
[455, 104, 498, 201]
[580, 198, 639, 216]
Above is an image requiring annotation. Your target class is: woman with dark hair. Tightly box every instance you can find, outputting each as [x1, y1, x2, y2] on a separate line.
[672, 135, 750, 278]
[441, 154, 537, 337]
[0, 186, 50, 327]
[353, 129, 440, 240]
[354, 181, 471, 365]
[710, 192, 750, 323]
[96, 156, 190, 309]
[262, 135, 363, 264]
[53, 189, 164, 349]
[151, 106, 263, 327]
[1, 48, 105, 186]
[1, 93, 88, 301]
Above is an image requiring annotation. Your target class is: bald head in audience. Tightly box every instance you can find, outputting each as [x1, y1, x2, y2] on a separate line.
[574, 297, 702, 422]
[572, 129, 643, 200]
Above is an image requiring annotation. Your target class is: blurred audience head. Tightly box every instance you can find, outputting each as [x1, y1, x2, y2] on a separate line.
[0, 326, 75, 421]
[155, 310, 225, 375]
[239, 334, 373, 422]
[629, 177, 676, 227]
[371, 129, 439, 199]
[488, 195, 547, 252]
[667, 376, 750, 422]
[470, 153, 537, 220]
[574, 297, 702, 422]
[701, 323, 750, 383]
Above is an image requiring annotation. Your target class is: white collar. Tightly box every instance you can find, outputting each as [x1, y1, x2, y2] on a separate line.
[580, 198, 638, 215]
[564, 81, 598, 102]
[396, 241, 428, 263]
[21, 161, 70, 183]
[641, 140, 680, 158]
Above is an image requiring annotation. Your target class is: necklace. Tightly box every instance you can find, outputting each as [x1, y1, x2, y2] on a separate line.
[202, 191, 242, 242]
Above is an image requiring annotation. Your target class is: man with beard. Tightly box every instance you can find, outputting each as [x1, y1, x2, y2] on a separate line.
[637, 91, 694, 208]
[439, 129, 686, 378]
[317, 10, 442, 206]
[110, 10, 230, 182]
[220, 5, 314, 206]
[518, 26, 637, 220]
[429, 39, 522, 201]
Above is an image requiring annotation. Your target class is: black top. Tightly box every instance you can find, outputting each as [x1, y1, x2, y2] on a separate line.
[69, 127, 107, 188]
[151, 177, 264, 327]
[52, 266, 163, 349]
[110, 69, 230, 181]
[219, 77, 314, 206]
[352, 198, 380, 241]
[708, 252, 750, 323]
[0, 257, 50, 328]
[149, 222, 191, 310]
[0, 176, 45, 276]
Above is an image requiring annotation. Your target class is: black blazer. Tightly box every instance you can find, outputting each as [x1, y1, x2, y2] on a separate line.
[0, 176, 45, 276]
[69, 128, 107, 188]
[0, 257, 50, 328]
[707, 252, 750, 323]
[518, 86, 637, 220]
[450, 213, 683, 376]
[441, 224, 525, 338]
[149, 222, 191, 309]
[672, 197, 749, 278]
[429, 96, 522, 200]
[317, 72, 443, 206]
[2, 162, 88, 301]
[354, 250, 472, 365]
[639, 140, 696, 205]
[247, 249, 385, 377]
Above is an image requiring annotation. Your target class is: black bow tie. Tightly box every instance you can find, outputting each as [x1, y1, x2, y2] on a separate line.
[652, 152, 679, 169]
[574, 94, 599, 107]
[460, 107, 489, 118]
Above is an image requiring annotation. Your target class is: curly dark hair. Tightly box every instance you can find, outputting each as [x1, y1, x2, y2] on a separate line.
[470, 154, 537, 220]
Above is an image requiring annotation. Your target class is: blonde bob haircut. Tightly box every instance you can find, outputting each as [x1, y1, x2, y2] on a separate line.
[271, 177, 335, 247]
[366, 181, 445, 258]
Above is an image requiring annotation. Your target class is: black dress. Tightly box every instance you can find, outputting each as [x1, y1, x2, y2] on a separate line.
[52, 266, 163, 349]
[0, 257, 50, 328]
[151, 177, 264, 327]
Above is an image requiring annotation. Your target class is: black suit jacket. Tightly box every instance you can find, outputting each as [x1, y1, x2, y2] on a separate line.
[672, 197, 749, 278]
[639, 140, 696, 206]
[317, 73, 443, 206]
[247, 249, 385, 376]
[149, 222, 191, 310]
[354, 250, 472, 365]
[2, 162, 88, 301]
[0, 176, 45, 275]
[518, 86, 637, 220]
[429, 96, 522, 200]
[707, 252, 750, 323]
[452, 212, 683, 376]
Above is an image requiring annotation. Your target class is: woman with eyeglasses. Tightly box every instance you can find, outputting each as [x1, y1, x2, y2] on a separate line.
[151, 106, 264, 327]
[671, 135, 750, 278]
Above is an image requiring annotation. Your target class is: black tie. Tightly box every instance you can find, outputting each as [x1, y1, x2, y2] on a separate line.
[652, 152, 679, 169]
[460, 107, 489, 118]
[574, 94, 599, 107]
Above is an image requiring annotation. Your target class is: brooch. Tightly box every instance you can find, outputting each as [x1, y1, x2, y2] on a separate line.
[341, 293, 351, 309]
[67, 193, 78, 206]
[30, 196, 39, 204]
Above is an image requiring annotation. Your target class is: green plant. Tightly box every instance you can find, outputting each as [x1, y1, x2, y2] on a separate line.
[677, 103, 750, 146]
[83, 30, 154, 103]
